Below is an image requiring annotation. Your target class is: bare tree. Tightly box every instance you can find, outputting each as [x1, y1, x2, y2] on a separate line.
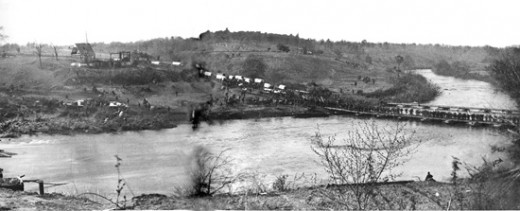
[0, 26, 7, 58]
[395, 55, 404, 70]
[0, 26, 7, 42]
[34, 44, 43, 68]
[183, 146, 236, 197]
[395, 55, 404, 77]
[311, 120, 421, 209]
[489, 47, 520, 102]
[53, 45, 59, 61]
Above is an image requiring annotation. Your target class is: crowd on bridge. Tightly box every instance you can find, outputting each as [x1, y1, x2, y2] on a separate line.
[372, 106, 520, 125]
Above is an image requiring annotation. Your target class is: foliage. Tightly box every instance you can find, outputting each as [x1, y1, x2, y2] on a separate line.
[437, 157, 520, 210]
[489, 47, 520, 102]
[402, 55, 415, 69]
[272, 175, 289, 192]
[365, 55, 372, 64]
[265, 69, 287, 84]
[311, 121, 421, 209]
[0, 26, 7, 42]
[34, 44, 43, 68]
[395, 55, 403, 70]
[434, 59, 470, 75]
[277, 43, 290, 52]
[114, 155, 128, 209]
[363, 73, 440, 103]
[183, 146, 236, 197]
[242, 55, 267, 78]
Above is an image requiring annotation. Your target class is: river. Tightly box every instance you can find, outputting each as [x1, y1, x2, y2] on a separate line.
[0, 69, 517, 196]
[413, 69, 517, 109]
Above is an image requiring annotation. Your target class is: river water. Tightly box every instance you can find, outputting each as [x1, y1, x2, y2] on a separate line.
[0, 69, 517, 196]
[413, 69, 517, 109]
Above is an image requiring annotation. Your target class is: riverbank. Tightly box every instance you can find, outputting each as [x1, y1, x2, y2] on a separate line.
[0, 188, 109, 210]
[0, 104, 186, 138]
[0, 72, 440, 138]
[0, 104, 332, 138]
[0, 54, 444, 138]
[209, 105, 330, 120]
[131, 181, 461, 210]
[431, 60, 496, 84]
[0, 180, 498, 210]
[362, 73, 440, 103]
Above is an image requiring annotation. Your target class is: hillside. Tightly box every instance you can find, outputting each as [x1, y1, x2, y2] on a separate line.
[1, 30, 500, 92]
[2, 30, 505, 138]
[88, 30, 499, 84]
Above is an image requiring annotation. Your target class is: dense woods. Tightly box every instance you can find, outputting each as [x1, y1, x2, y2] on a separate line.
[489, 47, 520, 103]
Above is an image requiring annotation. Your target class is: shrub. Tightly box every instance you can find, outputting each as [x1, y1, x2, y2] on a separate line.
[277, 44, 290, 52]
[272, 175, 288, 192]
[311, 120, 422, 209]
[182, 146, 236, 197]
[242, 55, 266, 79]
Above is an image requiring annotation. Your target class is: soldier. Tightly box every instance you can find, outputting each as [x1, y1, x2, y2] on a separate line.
[425, 172, 435, 182]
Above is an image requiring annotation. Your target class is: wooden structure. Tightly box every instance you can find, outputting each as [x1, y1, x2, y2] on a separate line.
[0, 178, 45, 195]
[0, 178, 24, 191]
[325, 103, 520, 128]
[109, 51, 153, 67]
[72, 43, 96, 63]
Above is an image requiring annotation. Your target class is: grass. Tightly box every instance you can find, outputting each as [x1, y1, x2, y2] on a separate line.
[131, 181, 480, 210]
[175, 51, 396, 92]
[363, 73, 440, 103]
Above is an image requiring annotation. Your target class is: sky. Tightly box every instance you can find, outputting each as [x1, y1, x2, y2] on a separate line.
[1, 0, 520, 47]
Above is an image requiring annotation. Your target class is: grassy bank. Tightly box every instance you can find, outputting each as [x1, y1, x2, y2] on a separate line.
[132, 182, 456, 210]
[363, 73, 440, 103]
[0, 188, 109, 210]
[4, 178, 517, 210]
[431, 59, 495, 83]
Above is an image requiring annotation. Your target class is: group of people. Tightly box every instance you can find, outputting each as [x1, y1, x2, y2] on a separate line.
[374, 106, 520, 124]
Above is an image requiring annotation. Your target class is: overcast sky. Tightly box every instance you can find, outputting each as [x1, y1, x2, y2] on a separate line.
[1, 0, 519, 47]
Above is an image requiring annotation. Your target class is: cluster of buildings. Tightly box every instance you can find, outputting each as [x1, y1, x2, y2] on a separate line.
[70, 43, 182, 68]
